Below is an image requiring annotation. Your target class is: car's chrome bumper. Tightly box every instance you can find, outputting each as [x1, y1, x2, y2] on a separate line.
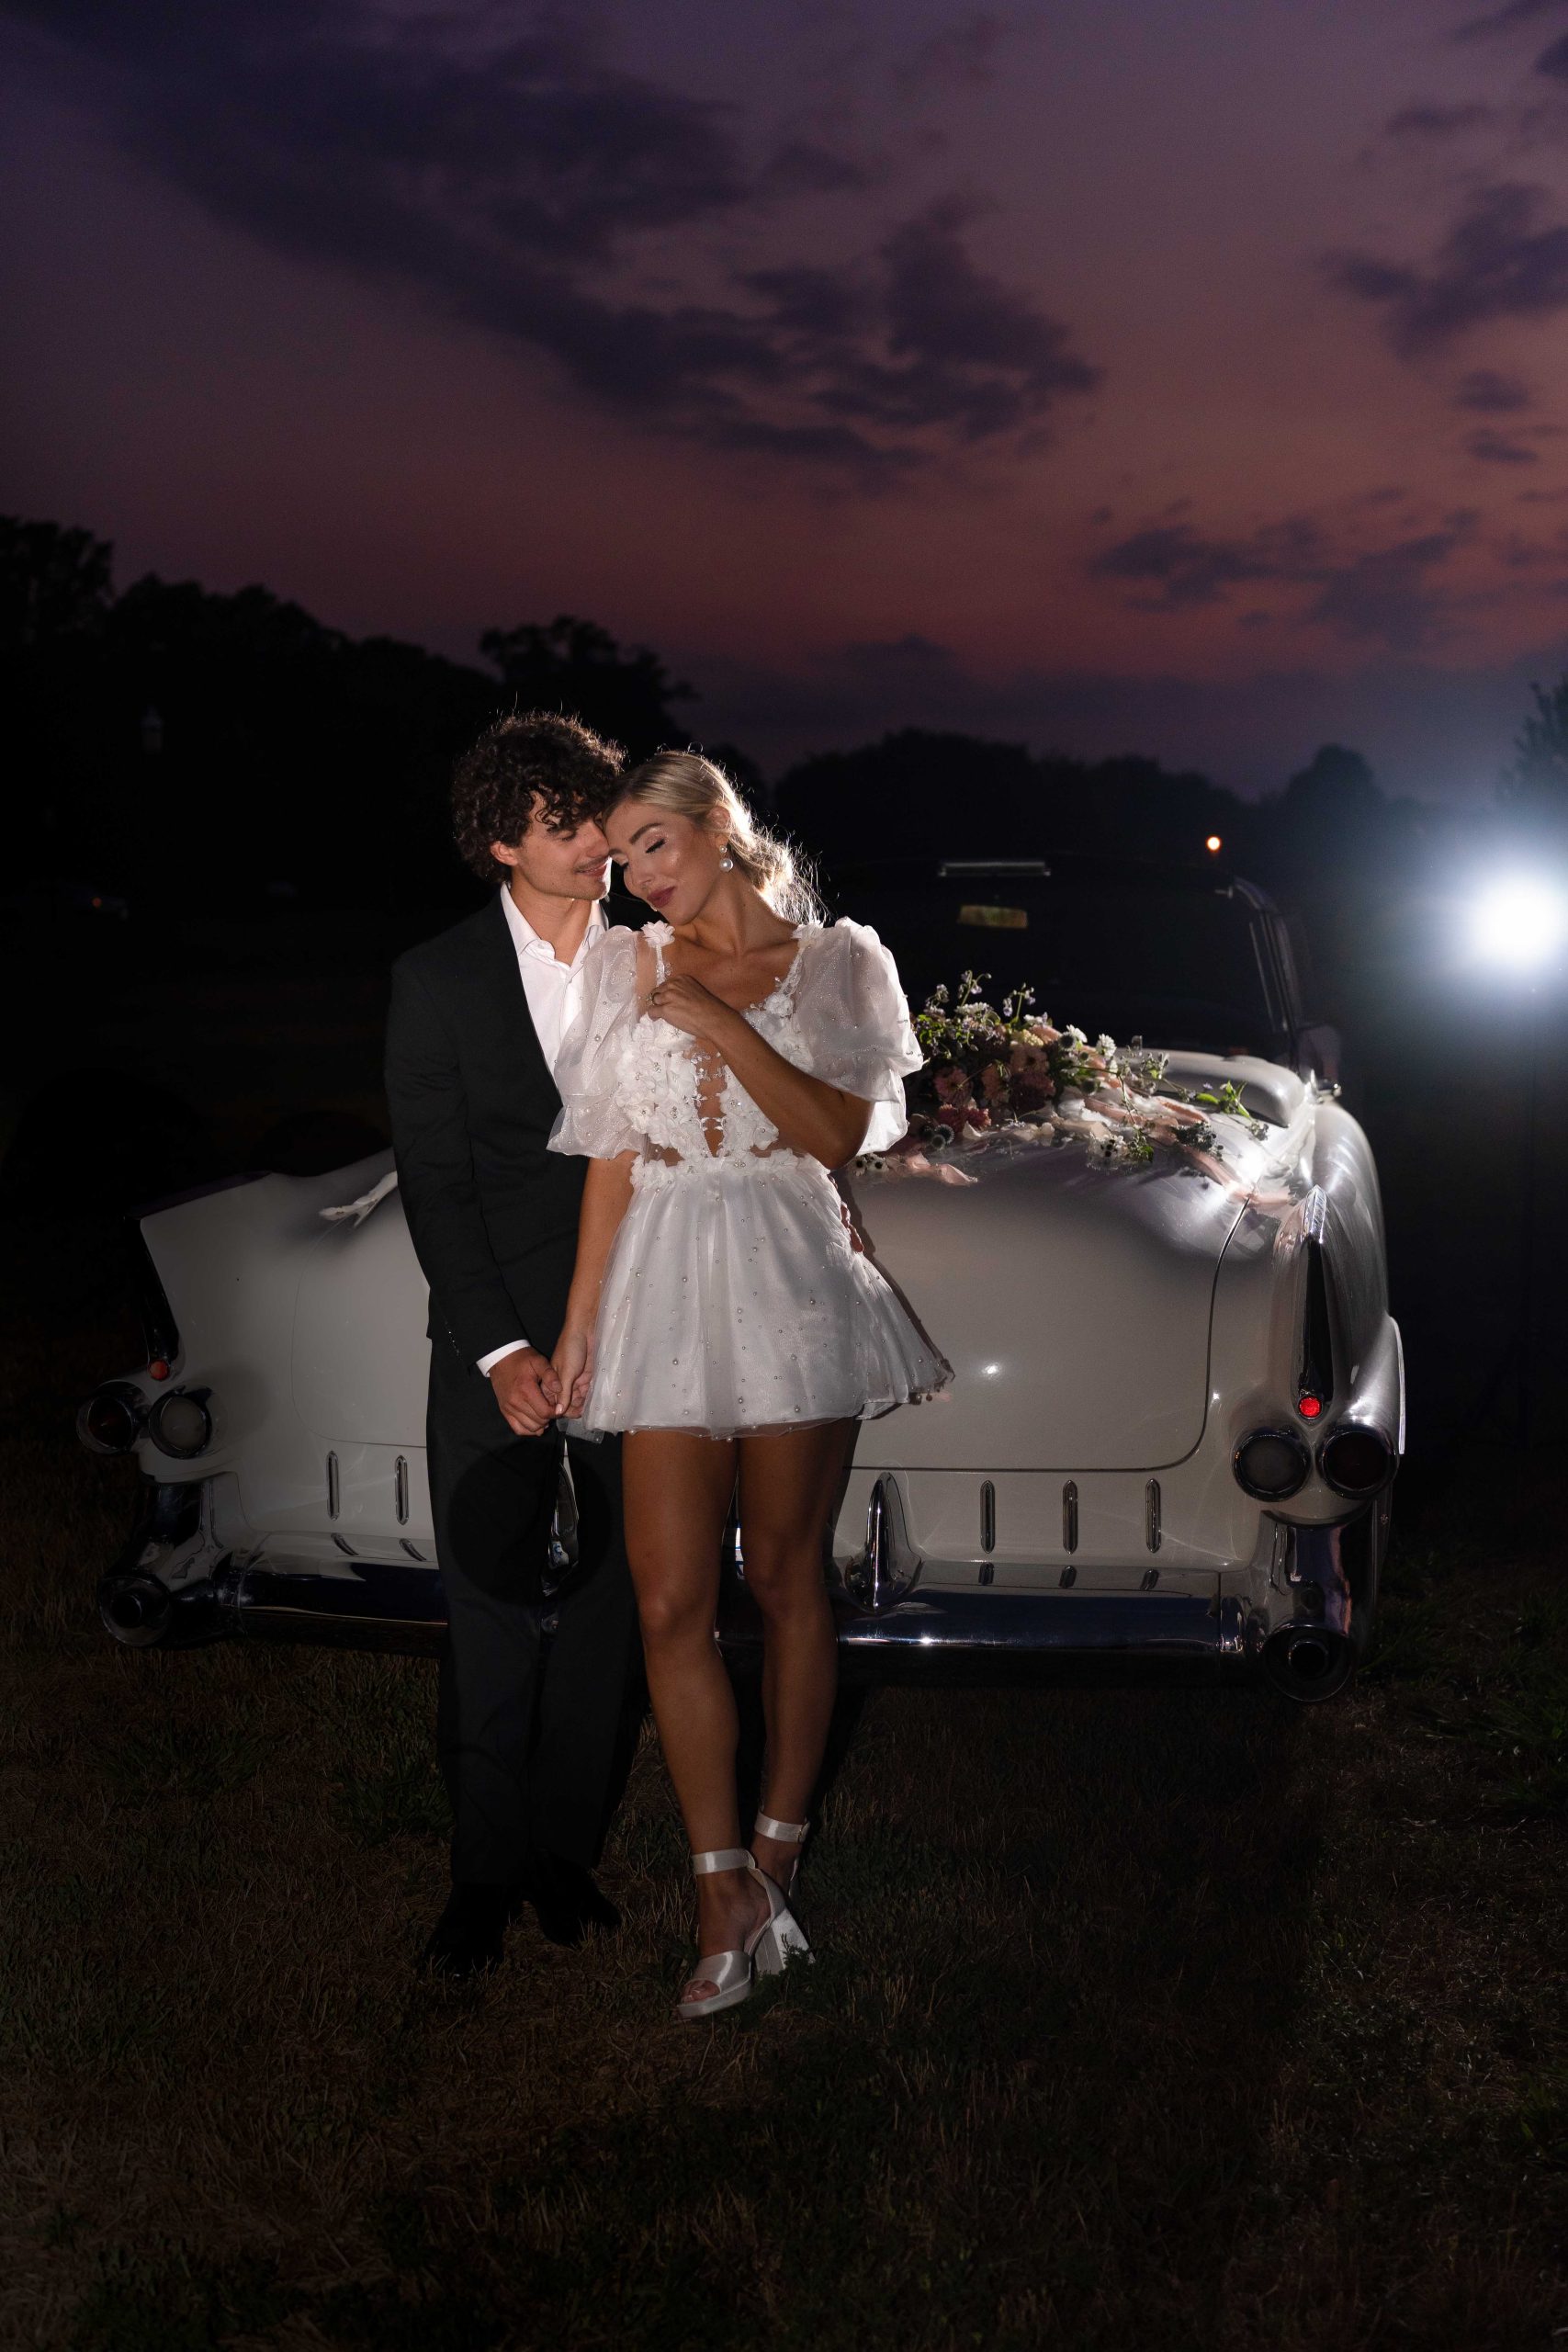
[97, 1480, 1384, 1703]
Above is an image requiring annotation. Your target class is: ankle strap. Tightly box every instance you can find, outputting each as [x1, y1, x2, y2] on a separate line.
[754, 1814, 808, 1843]
[692, 1847, 756, 1877]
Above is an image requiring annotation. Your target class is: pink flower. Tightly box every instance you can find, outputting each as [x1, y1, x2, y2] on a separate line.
[979, 1060, 1010, 1105]
[932, 1064, 973, 1104]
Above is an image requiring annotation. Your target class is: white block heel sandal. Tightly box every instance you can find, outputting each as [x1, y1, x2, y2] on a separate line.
[677, 1847, 812, 2022]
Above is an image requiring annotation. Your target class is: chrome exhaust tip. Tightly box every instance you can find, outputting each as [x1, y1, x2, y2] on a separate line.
[98, 1572, 174, 1646]
[1262, 1623, 1353, 1703]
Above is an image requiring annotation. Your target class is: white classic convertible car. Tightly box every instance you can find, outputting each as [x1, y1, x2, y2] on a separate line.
[79, 859, 1402, 1702]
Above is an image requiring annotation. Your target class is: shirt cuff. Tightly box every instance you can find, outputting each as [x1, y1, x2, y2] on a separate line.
[478, 1339, 531, 1377]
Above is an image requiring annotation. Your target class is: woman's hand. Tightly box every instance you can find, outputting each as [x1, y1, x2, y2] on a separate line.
[645, 973, 736, 1046]
[551, 1324, 595, 1419]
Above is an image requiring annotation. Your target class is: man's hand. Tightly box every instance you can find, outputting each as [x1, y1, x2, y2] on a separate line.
[488, 1347, 560, 1437]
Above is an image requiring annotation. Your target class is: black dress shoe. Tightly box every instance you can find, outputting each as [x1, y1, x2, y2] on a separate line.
[522, 1852, 621, 1947]
[420, 1885, 509, 1981]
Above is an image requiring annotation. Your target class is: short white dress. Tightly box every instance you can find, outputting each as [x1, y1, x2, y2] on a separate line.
[547, 917, 950, 1438]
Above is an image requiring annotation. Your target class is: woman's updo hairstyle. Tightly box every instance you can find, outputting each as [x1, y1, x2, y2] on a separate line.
[611, 751, 820, 925]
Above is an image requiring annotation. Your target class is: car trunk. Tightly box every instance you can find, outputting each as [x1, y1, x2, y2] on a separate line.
[849, 1137, 1254, 1471]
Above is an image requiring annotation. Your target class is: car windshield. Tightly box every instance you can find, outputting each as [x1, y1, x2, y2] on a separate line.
[825, 869, 1282, 1056]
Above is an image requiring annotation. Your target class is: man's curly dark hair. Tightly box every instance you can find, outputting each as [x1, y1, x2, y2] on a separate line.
[451, 710, 625, 882]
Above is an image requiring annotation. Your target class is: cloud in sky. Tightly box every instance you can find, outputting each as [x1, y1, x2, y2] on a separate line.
[1452, 0, 1568, 43]
[1464, 425, 1540, 461]
[1454, 368, 1532, 410]
[6, 0, 1099, 477]
[1089, 509, 1480, 652]
[894, 10, 1022, 94]
[1384, 101, 1494, 136]
[1326, 182, 1568, 355]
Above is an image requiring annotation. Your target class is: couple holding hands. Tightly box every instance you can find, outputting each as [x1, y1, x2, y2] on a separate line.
[386, 714, 945, 2019]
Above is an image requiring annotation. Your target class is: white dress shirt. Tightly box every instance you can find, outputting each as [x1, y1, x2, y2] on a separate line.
[478, 888, 604, 1377]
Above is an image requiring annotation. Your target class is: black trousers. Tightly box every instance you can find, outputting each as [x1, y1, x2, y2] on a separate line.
[426, 1342, 642, 1889]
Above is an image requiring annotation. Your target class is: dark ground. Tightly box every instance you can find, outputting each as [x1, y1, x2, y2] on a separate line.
[2, 885, 1566, 2347]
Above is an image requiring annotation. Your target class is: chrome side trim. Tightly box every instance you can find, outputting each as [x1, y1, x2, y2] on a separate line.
[326, 1451, 340, 1520]
[1301, 1182, 1327, 1242]
[1298, 1195, 1335, 1408]
[980, 1480, 996, 1555]
[219, 1561, 447, 1656]
[394, 1455, 410, 1524]
[832, 1589, 1239, 1659]
[1145, 1478, 1162, 1552]
[1062, 1480, 1078, 1554]
[841, 1476, 922, 1612]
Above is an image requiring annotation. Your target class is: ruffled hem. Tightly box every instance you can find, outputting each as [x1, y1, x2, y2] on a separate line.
[579, 1154, 950, 1438]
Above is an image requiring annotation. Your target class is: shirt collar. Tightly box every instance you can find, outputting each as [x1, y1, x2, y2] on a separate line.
[500, 884, 604, 970]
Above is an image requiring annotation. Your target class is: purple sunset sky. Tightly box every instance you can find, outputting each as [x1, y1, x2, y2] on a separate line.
[6, 0, 1568, 795]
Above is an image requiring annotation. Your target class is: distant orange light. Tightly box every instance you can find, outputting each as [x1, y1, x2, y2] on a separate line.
[1205, 835, 1222, 854]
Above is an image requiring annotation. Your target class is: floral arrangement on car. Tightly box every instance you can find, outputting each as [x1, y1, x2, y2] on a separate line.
[854, 971, 1268, 1182]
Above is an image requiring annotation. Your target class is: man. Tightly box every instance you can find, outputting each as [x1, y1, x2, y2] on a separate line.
[385, 710, 642, 1980]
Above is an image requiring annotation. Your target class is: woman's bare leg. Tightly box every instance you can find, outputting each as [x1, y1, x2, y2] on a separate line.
[734, 1419, 852, 1891]
[620, 1429, 767, 1992]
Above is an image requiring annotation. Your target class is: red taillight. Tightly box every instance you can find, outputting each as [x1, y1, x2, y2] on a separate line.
[1319, 1425, 1394, 1498]
[148, 1359, 171, 1382]
[1297, 1393, 1323, 1419]
[76, 1384, 143, 1455]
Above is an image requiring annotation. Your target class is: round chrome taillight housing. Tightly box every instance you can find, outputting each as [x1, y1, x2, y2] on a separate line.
[76, 1383, 144, 1455]
[1317, 1422, 1394, 1498]
[146, 1388, 213, 1460]
[1234, 1427, 1311, 1500]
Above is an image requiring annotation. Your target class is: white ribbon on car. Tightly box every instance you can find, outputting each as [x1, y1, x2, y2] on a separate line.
[320, 1170, 400, 1227]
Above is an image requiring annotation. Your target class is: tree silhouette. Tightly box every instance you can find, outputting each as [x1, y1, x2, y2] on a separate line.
[0, 515, 112, 651]
[479, 615, 694, 763]
[1500, 677, 1568, 832]
[775, 728, 1243, 873]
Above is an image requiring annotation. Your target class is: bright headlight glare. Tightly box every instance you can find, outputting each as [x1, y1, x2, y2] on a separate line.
[1469, 876, 1568, 970]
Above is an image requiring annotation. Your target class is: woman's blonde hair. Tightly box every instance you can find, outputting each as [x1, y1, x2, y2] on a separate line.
[610, 750, 819, 924]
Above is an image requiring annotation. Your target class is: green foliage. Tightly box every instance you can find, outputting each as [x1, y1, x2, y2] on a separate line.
[888, 970, 1233, 1165]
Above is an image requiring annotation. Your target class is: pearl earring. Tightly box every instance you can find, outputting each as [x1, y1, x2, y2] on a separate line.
[720, 853, 734, 870]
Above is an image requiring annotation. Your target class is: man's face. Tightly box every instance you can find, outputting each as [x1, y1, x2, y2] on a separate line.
[491, 801, 612, 901]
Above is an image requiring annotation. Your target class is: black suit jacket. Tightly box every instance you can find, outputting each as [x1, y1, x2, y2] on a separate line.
[384, 894, 627, 1368]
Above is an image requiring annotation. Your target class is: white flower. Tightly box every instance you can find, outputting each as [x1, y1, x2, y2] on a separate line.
[1097, 1033, 1116, 1056]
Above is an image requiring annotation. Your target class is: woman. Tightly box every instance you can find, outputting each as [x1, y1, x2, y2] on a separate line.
[548, 752, 947, 2018]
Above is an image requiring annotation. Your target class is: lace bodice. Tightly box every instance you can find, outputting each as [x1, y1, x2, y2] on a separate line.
[547, 917, 921, 1169]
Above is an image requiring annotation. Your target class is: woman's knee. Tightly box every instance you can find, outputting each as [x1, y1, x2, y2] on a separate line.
[632, 1567, 716, 1649]
[739, 1540, 830, 1622]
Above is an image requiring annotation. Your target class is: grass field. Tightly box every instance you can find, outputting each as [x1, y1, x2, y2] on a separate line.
[4, 1224, 1568, 2351]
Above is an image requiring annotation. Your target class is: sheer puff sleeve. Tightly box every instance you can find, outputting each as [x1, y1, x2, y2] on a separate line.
[794, 919, 922, 1155]
[547, 925, 645, 1159]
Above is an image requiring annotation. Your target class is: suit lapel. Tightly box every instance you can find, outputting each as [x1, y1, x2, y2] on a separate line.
[472, 893, 628, 1111]
[475, 891, 558, 1107]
